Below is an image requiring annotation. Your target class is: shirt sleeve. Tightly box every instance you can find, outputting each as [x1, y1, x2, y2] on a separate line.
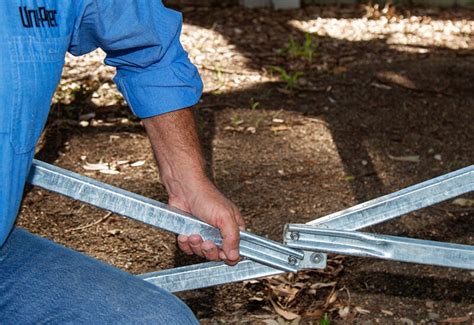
[69, 0, 203, 118]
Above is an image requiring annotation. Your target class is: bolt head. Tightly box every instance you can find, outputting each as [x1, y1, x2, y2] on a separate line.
[310, 253, 324, 264]
[288, 256, 298, 266]
[289, 231, 300, 241]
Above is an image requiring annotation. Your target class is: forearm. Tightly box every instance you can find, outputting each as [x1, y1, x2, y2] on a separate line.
[142, 107, 244, 264]
[142, 108, 209, 200]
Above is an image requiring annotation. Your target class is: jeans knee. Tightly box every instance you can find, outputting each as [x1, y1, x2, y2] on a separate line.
[118, 286, 199, 324]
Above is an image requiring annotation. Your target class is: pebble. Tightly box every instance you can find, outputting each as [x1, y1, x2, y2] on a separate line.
[381, 309, 394, 316]
[425, 301, 435, 309]
[427, 312, 440, 321]
[399, 318, 414, 325]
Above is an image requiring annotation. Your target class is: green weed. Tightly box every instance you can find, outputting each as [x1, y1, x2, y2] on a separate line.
[279, 33, 317, 64]
[230, 114, 244, 128]
[271, 66, 303, 90]
[320, 313, 331, 325]
[250, 98, 260, 111]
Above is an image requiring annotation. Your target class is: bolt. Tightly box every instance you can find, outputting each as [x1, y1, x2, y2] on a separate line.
[288, 256, 298, 266]
[310, 253, 324, 264]
[289, 231, 300, 241]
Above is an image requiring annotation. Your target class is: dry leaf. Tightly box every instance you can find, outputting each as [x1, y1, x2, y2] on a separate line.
[82, 162, 110, 171]
[271, 125, 291, 132]
[310, 281, 337, 290]
[99, 169, 120, 175]
[249, 296, 265, 302]
[224, 125, 245, 132]
[277, 88, 292, 95]
[399, 317, 414, 325]
[452, 198, 474, 207]
[243, 279, 260, 285]
[270, 299, 300, 321]
[371, 82, 392, 90]
[83, 161, 120, 174]
[270, 284, 299, 298]
[338, 306, 350, 318]
[130, 160, 146, 167]
[116, 160, 130, 165]
[333, 66, 348, 74]
[292, 282, 306, 289]
[355, 306, 370, 315]
[381, 309, 394, 316]
[387, 154, 420, 162]
[325, 290, 338, 306]
[246, 126, 257, 134]
[376, 71, 417, 90]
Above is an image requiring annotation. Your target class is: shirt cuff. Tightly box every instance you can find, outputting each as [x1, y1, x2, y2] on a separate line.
[114, 57, 203, 119]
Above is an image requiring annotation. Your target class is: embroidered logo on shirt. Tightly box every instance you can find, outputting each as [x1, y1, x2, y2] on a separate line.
[19, 6, 58, 28]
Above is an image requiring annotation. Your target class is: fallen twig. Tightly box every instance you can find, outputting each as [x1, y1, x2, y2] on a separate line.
[65, 212, 112, 233]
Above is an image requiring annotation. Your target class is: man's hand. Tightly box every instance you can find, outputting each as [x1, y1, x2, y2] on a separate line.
[170, 179, 245, 265]
[142, 108, 245, 265]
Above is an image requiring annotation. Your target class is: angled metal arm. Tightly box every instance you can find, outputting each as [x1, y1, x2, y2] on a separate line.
[140, 251, 327, 293]
[28, 160, 304, 272]
[138, 260, 286, 292]
[284, 225, 474, 270]
[307, 165, 474, 230]
[140, 165, 474, 292]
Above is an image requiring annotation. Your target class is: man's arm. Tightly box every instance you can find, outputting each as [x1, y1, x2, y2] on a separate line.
[68, 2, 239, 262]
[142, 108, 245, 265]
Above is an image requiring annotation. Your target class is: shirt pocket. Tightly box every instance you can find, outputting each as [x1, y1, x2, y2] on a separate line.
[9, 36, 68, 154]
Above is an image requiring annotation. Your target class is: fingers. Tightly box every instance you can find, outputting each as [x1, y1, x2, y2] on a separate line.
[176, 199, 245, 266]
[218, 216, 241, 264]
[202, 240, 220, 261]
[177, 235, 193, 255]
[177, 234, 204, 257]
[188, 234, 204, 257]
[178, 235, 220, 261]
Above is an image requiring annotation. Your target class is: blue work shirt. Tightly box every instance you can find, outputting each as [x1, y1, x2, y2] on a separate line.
[0, 0, 203, 246]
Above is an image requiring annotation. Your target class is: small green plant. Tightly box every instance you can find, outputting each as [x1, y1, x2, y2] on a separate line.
[271, 66, 303, 90]
[249, 98, 264, 130]
[230, 114, 244, 128]
[278, 33, 317, 64]
[250, 98, 260, 111]
[320, 313, 331, 325]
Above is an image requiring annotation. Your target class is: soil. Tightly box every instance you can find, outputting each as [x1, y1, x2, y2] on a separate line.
[17, 4, 473, 324]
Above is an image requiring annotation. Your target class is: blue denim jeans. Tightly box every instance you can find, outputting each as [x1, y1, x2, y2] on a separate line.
[0, 228, 199, 324]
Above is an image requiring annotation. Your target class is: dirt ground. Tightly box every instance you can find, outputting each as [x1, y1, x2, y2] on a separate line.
[18, 4, 473, 324]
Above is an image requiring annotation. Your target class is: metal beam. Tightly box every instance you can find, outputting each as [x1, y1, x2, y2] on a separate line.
[28, 160, 304, 272]
[285, 225, 474, 270]
[307, 165, 474, 230]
